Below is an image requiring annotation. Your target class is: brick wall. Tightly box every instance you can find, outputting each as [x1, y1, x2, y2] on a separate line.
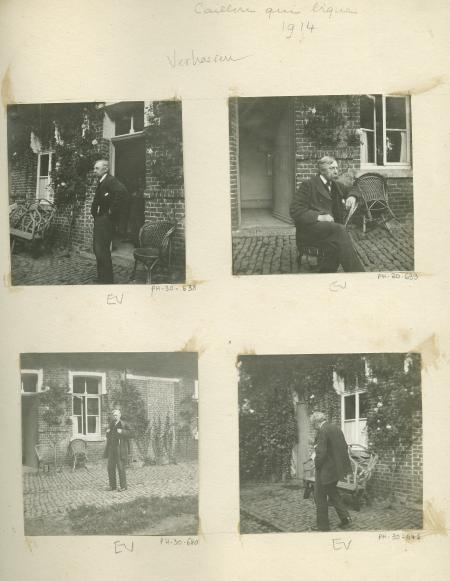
[8, 102, 186, 266]
[145, 101, 185, 267]
[305, 380, 422, 503]
[294, 95, 361, 189]
[383, 177, 414, 220]
[8, 149, 37, 202]
[229, 98, 240, 230]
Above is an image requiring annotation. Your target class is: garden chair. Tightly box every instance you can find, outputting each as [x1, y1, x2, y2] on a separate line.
[10, 198, 56, 254]
[302, 443, 378, 510]
[35, 443, 57, 474]
[354, 173, 398, 234]
[297, 201, 358, 271]
[68, 438, 88, 471]
[131, 221, 176, 284]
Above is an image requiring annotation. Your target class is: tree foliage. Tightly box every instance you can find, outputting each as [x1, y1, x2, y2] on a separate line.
[239, 353, 422, 485]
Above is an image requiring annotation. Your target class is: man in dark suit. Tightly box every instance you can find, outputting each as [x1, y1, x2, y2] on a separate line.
[290, 156, 365, 272]
[91, 159, 128, 284]
[103, 409, 131, 492]
[310, 411, 353, 531]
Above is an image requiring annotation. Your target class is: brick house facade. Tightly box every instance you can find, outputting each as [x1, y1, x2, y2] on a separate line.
[229, 95, 414, 232]
[8, 101, 185, 266]
[292, 362, 422, 504]
[20, 353, 198, 468]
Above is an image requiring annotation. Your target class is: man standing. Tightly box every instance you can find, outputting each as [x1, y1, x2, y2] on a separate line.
[310, 411, 353, 531]
[91, 159, 128, 284]
[104, 409, 131, 492]
[290, 156, 365, 273]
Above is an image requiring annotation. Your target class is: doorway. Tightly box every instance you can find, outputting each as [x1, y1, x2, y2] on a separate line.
[22, 395, 39, 468]
[112, 135, 146, 256]
[238, 97, 295, 230]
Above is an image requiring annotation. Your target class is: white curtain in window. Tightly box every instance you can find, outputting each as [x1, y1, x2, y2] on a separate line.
[399, 131, 407, 163]
[360, 130, 368, 163]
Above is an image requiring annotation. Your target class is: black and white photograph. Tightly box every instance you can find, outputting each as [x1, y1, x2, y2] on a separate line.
[8, 101, 185, 285]
[238, 353, 422, 533]
[230, 95, 414, 275]
[20, 352, 198, 536]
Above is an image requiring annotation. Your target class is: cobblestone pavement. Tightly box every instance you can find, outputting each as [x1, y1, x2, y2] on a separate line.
[232, 219, 414, 275]
[23, 462, 198, 519]
[240, 483, 422, 533]
[10, 251, 184, 285]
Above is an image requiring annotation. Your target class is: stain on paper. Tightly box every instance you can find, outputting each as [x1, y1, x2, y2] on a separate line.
[1, 66, 15, 106]
[181, 336, 205, 355]
[423, 500, 447, 536]
[392, 76, 445, 96]
[412, 334, 442, 371]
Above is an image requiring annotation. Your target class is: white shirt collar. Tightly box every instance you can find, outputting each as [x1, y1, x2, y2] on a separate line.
[318, 420, 326, 428]
[319, 174, 329, 185]
[100, 173, 108, 183]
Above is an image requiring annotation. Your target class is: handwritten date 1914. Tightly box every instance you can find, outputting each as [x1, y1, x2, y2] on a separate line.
[282, 20, 316, 40]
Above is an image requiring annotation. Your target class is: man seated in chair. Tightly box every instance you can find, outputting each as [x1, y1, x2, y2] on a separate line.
[290, 156, 365, 273]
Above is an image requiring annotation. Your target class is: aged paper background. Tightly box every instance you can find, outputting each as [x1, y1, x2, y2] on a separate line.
[0, 0, 449, 579]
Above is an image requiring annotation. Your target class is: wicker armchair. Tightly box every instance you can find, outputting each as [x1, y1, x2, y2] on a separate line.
[35, 443, 57, 473]
[10, 198, 56, 253]
[354, 173, 398, 234]
[131, 221, 176, 283]
[68, 439, 88, 471]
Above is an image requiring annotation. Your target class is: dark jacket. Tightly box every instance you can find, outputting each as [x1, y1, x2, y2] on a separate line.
[90, 174, 128, 224]
[314, 422, 352, 485]
[290, 174, 357, 228]
[103, 419, 131, 461]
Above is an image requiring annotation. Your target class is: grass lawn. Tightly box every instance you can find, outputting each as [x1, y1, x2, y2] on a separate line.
[25, 495, 198, 536]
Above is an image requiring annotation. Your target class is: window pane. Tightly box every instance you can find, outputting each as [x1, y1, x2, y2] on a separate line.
[22, 374, 38, 393]
[39, 154, 49, 177]
[73, 397, 82, 415]
[86, 398, 99, 415]
[73, 377, 85, 393]
[360, 96, 374, 130]
[77, 416, 83, 434]
[386, 97, 406, 129]
[87, 416, 97, 433]
[386, 130, 408, 162]
[359, 392, 368, 418]
[115, 115, 132, 135]
[133, 104, 144, 131]
[86, 378, 99, 394]
[344, 395, 356, 420]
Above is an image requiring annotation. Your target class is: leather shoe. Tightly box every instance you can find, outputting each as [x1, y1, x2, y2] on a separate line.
[338, 517, 352, 529]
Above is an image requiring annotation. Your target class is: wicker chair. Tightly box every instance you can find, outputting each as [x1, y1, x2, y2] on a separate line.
[131, 221, 176, 284]
[35, 443, 57, 473]
[68, 439, 88, 471]
[354, 173, 398, 234]
[303, 443, 378, 510]
[10, 198, 56, 253]
[297, 202, 358, 271]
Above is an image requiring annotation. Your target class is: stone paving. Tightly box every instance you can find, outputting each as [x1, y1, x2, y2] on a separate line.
[233, 219, 414, 275]
[10, 250, 184, 285]
[23, 462, 198, 520]
[240, 483, 422, 534]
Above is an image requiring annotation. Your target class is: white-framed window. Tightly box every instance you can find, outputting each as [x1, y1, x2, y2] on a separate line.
[21, 369, 43, 394]
[114, 103, 144, 136]
[36, 151, 54, 201]
[360, 95, 411, 168]
[69, 372, 106, 439]
[341, 390, 368, 447]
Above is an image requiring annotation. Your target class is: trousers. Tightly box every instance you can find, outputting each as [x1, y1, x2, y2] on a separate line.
[315, 479, 350, 531]
[298, 221, 365, 273]
[93, 214, 114, 284]
[107, 446, 127, 490]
